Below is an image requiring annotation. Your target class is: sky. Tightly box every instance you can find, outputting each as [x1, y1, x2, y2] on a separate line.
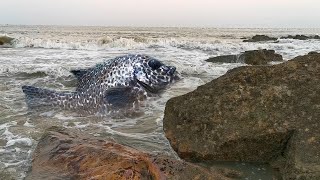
[1, 0, 320, 27]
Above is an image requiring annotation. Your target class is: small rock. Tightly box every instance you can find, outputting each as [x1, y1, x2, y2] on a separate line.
[243, 35, 277, 42]
[206, 49, 283, 65]
[0, 36, 14, 45]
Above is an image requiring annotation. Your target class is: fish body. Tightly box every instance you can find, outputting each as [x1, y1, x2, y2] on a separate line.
[22, 54, 178, 114]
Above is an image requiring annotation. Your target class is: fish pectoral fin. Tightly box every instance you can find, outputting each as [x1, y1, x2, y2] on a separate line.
[104, 87, 138, 108]
[70, 68, 91, 80]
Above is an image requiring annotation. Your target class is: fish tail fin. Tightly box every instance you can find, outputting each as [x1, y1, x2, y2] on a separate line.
[22, 85, 58, 107]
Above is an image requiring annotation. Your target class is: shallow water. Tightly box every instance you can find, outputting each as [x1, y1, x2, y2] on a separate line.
[0, 25, 320, 179]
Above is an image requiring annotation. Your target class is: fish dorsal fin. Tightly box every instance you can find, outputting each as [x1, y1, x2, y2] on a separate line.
[104, 86, 138, 108]
[70, 68, 96, 91]
[70, 69, 91, 81]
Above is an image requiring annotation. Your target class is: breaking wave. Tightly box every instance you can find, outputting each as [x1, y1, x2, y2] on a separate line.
[10, 36, 223, 51]
[3, 35, 319, 60]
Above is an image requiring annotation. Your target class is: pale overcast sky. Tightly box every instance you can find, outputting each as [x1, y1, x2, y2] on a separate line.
[1, 0, 320, 27]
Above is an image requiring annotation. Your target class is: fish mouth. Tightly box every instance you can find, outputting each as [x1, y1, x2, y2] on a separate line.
[136, 79, 159, 94]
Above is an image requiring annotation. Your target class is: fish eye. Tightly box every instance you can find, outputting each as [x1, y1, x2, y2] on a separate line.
[148, 60, 162, 70]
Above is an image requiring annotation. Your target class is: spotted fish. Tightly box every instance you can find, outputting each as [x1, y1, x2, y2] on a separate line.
[22, 54, 178, 114]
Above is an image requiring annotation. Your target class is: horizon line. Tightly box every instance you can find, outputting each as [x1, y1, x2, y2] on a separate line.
[1, 23, 320, 29]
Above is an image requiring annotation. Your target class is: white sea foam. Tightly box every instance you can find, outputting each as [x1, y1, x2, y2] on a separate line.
[7, 35, 319, 60]
[6, 138, 32, 147]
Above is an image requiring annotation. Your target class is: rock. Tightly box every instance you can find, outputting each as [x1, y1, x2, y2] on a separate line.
[164, 53, 320, 179]
[205, 55, 240, 63]
[241, 49, 283, 65]
[308, 51, 319, 55]
[243, 35, 277, 42]
[26, 126, 230, 180]
[0, 36, 14, 45]
[281, 35, 320, 40]
[206, 49, 283, 65]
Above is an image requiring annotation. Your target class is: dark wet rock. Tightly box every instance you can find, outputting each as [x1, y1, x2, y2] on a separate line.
[164, 53, 320, 179]
[281, 35, 320, 40]
[0, 36, 14, 45]
[243, 35, 277, 42]
[206, 49, 283, 65]
[26, 126, 230, 180]
[241, 49, 283, 65]
[205, 54, 240, 63]
[308, 51, 320, 55]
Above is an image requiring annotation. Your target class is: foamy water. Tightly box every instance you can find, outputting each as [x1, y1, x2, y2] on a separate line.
[0, 25, 320, 179]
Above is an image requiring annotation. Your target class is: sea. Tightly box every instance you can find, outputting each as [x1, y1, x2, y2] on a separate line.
[0, 25, 320, 179]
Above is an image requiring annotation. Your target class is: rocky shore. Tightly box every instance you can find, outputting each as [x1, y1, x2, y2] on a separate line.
[164, 53, 320, 179]
[206, 49, 283, 65]
[25, 52, 320, 179]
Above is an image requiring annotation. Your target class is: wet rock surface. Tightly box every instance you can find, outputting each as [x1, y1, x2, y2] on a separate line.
[26, 126, 230, 180]
[164, 53, 320, 179]
[206, 49, 283, 65]
[243, 35, 277, 42]
[280, 35, 320, 40]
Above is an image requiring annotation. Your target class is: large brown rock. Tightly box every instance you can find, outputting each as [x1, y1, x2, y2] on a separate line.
[164, 53, 320, 179]
[206, 49, 283, 65]
[26, 126, 230, 180]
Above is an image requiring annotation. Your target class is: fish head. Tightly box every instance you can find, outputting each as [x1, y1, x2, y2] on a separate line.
[134, 56, 179, 93]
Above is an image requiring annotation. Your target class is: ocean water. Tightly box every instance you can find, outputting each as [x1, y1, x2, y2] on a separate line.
[0, 25, 320, 179]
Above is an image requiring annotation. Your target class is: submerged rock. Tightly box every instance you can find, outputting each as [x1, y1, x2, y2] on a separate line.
[243, 35, 277, 42]
[206, 49, 283, 65]
[0, 36, 14, 45]
[164, 53, 320, 179]
[26, 126, 230, 180]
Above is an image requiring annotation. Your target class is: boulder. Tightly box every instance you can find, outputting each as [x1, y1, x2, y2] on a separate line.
[243, 35, 277, 42]
[206, 49, 283, 65]
[26, 126, 230, 180]
[164, 53, 320, 179]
